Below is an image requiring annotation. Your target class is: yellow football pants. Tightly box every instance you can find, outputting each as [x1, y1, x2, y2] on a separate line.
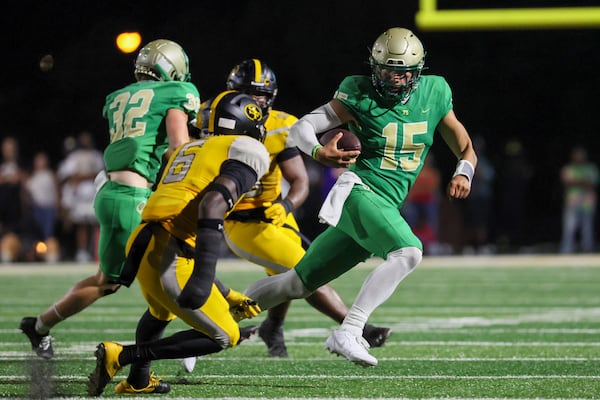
[224, 213, 305, 276]
[127, 223, 241, 348]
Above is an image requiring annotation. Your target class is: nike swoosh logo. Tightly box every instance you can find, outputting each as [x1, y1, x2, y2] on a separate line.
[421, 108, 430, 114]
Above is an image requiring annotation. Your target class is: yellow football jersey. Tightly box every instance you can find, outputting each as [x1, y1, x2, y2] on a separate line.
[142, 135, 269, 247]
[233, 109, 298, 210]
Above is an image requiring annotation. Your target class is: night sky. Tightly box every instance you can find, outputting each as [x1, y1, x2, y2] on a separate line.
[3, 0, 600, 248]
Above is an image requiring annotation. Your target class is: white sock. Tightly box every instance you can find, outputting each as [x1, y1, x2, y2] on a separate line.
[341, 306, 368, 337]
[341, 247, 422, 334]
[35, 317, 51, 335]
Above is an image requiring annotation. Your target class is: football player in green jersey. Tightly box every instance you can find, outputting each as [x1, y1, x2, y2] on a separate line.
[245, 27, 477, 367]
[20, 40, 200, 370]
[181, 60, 391, 371]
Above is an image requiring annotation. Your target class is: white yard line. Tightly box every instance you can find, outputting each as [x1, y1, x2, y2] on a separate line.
[2, 374, 599, 381]
[1, 254, 599, 275]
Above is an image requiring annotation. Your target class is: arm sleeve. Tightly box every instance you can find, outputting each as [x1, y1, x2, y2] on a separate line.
[176, 225, 222, 309]
[219, 159, 259, 199]
[289, 102, 342, 156]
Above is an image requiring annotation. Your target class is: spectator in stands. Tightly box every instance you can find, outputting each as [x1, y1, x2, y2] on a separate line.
[401, 153, 442, 254]
[57, 131, 104, 262]
[461, 136, 495, 254]
[25, 151, 60, 262]
[560, 146, 599, 253]
[496, 139, 533, 251]
[0, 136, 26, 262]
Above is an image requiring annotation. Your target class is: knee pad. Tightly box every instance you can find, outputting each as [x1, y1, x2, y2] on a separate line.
[285, 270, 313, 299]
[387, 246, 423, 271]
[244, 269, 311, 311]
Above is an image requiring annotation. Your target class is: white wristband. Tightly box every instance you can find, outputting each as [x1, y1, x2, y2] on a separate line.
[452, 160, 475, 182]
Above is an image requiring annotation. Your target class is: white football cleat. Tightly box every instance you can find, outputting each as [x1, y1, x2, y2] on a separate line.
[181, 357, 197, 373]
[325, 328, 378, 367]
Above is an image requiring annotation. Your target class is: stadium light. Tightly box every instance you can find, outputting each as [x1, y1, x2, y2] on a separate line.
[116, 32, 142, 54]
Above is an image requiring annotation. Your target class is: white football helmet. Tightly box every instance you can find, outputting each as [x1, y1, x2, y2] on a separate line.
[369, 28, 425, 104]
[134, 39, 191, 82]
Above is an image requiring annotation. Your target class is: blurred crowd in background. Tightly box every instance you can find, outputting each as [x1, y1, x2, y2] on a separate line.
[0, 131, 597, 264]
[0, 133, 103, 263]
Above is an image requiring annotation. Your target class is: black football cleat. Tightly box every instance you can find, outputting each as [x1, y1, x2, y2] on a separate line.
[362, 324, 392, 348]
[20, 317, 54, 359]
[258, 320, 288, 357]
[239, 325, 258, 342]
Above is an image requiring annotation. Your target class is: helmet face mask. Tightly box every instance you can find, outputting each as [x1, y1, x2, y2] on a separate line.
[208, 91, 266, 142]
[134, 39, 191, 82]
[226, 59, 278, 114]
[369, 28, 425, 105]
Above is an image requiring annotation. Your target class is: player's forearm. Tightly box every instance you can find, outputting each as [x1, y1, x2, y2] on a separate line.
[290, 103, 342, 156]
[284, 181, 309, 209]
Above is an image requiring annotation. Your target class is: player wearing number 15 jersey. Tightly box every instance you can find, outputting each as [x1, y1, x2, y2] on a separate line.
[182, 63, 337, 370]
[20, 39, 200, 362]
[244, 27, 478, 367]
[185, 60, 391, 365]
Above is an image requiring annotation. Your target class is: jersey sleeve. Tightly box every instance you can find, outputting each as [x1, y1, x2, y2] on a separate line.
[333, 76, 361, 109]
[279, 113, 299, 150]
[164, 81, 201, 120]
[228, 137, 270, 180]
[428, 76, 453, 117]
[333, 76, 371, 118]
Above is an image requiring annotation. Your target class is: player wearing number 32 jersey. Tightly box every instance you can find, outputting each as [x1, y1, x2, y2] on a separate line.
[20, 39, 200, 364]
[98, 79, 200, 281]
[244, 27, 478, 367]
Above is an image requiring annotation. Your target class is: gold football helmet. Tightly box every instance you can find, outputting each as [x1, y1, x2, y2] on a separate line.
[134, 39, 191, 82]
[369, 27, 425, 104]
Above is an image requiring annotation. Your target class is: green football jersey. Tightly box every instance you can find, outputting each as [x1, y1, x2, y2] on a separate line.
[102, 80, 200, 184]
[334, 75, 453, 208]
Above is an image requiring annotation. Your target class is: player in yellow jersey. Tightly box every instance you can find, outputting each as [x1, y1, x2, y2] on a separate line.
[87, 91, 269, 396]
[21, 39, 199, 360]
[182, 60, 390, 371]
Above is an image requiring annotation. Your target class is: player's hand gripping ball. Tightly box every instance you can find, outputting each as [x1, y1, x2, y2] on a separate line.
[319, 128, 362, 152]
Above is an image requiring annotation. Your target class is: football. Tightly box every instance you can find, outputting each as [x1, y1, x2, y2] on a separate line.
[318, 128, 362, 152]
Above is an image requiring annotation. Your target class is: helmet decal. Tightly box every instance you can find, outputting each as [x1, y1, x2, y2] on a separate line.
[244, 103, 263, 122]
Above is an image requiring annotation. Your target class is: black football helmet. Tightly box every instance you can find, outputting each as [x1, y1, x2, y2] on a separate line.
[207, 91, 266, 142]
[226, 59, 278, 113]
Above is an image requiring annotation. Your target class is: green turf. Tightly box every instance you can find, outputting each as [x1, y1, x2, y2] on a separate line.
[1, 257, 599, 399]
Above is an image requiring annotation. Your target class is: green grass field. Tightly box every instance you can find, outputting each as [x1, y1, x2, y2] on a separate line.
[1, 255, 599, 399]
